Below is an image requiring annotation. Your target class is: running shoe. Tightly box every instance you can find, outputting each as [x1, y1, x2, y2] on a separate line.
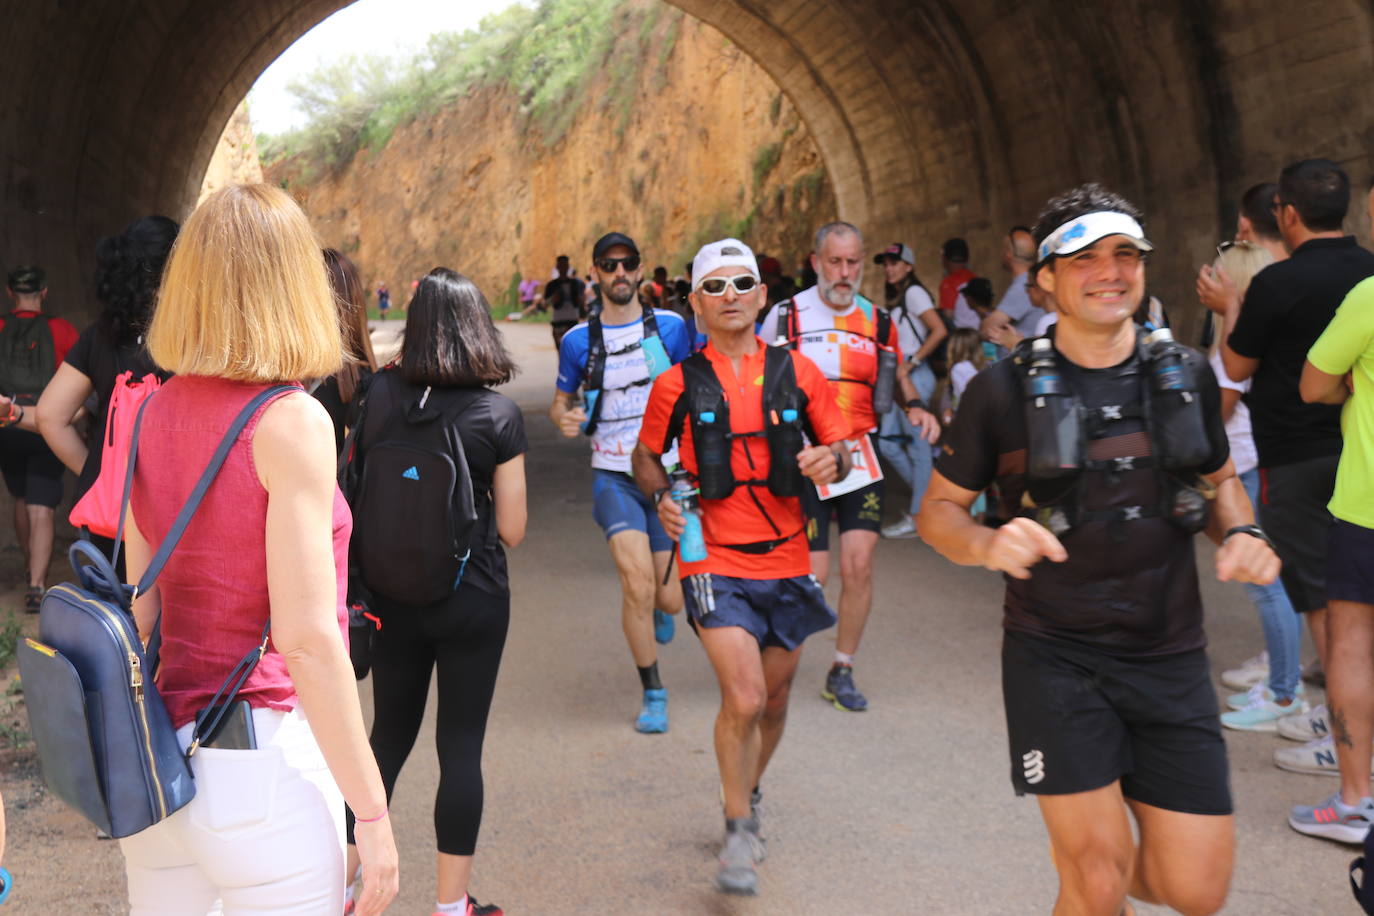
[1289, 793, 1374, 844]
[1219, 650, 1268, 690]
[1278, 703, 1332, 743]
[880, 517, 919, 539]
[653, 608, 675, 645]
[716, 818, 765, 895]
[24, 587, 42, 614]
[635, 687, 668, 733]
[1221, 693, 1307, 732]
[1272, 735, 1374, 776]
[822, 663, 868, 712]
[1226, 681, 1303, 710]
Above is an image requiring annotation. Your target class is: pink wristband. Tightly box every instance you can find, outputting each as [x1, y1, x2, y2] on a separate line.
[354, 807, 388, 823]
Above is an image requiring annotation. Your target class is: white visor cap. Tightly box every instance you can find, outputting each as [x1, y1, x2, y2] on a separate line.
[1037, 211, 1153, 264]
[693, 238, 760, 289]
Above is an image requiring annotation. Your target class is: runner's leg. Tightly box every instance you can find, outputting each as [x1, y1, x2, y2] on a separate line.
[1326, 599, 1374, 803]
[755, 644, 804, 785]
[608, 531, 658, 667]
[698, 625, 767, 820]
[1126, 799, 1233, 914]
[835, 529, 878, 656]
[652, 550, 683, 616]
[1037, 785, 1136, 916]
[26, 504, 53, 589]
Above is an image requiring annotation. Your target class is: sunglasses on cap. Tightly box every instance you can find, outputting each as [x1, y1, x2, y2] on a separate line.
[596, 256, 641, 273]
[695, 275, 760, 296]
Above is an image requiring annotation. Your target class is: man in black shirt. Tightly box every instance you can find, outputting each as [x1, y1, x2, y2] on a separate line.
[1220, 159, 1374, 682]
[919, 184, 1279, 915]
[545, 255, 587, 349]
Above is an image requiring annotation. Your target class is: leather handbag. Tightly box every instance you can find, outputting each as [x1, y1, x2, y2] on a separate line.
[17, 385, 294, 838]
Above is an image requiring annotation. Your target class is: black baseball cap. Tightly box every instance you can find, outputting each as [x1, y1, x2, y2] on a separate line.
[593, 232, 640, 260]
[7, 265, 45, 293]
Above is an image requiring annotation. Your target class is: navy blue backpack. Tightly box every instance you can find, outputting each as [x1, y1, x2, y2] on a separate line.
[16, 385, 292, 838]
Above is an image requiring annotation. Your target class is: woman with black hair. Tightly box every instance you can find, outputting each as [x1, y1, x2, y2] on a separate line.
[314, 248, 379, 451]
[343, 268, 527, 916]
[36, 215, 177, 565]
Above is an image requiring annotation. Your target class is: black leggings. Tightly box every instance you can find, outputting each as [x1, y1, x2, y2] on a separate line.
[346, 583, 510, 855]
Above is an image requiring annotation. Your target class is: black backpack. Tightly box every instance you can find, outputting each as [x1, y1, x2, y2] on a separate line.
[0, 313, 56, 398]
[343, 372, 481, 607]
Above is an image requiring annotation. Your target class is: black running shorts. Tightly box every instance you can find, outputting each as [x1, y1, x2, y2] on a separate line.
[1001, 630, 1232, 816]
[1328, 518, 1374, 606]
[800, 454, 884, 552]
[0, 427, 65, 508]
[1258, 454, 1338, 613]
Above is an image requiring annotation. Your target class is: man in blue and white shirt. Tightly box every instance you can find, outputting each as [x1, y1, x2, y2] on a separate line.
[549, 232, 692, 733]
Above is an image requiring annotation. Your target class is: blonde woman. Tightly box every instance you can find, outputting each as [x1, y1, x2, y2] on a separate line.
[118, 184, 398, 915]
[1204, 241, 1307, 732]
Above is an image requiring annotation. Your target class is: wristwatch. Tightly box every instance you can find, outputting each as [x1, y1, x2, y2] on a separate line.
[653, 487, 671, 508]
[905, 398, 926, 410]
[1223, 524, 1274, 551]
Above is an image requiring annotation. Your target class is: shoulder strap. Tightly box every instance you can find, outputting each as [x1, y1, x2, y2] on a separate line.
[115, 384, 299, 597]
[641, 301, 660, 339]
[666, 351, 719, 451]
[763, 346, 816, 442]
[877, 308, 892, 347]
[585, 312, 606, 391]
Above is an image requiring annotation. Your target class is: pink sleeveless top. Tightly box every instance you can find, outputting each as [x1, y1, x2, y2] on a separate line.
[131, 376, 352, 728]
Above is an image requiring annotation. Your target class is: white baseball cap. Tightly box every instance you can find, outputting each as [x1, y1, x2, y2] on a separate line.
[1036, 210, 1153, 265]
[692, 238, 760, 289]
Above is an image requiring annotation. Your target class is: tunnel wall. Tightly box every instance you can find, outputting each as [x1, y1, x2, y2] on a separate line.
[3, 0, 1374, 339]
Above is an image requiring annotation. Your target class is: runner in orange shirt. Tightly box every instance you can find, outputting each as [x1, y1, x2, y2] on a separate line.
[758, 223, 940, 711]
[633, 238, 852, 896]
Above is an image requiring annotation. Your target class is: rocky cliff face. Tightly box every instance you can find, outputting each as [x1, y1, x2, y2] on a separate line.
[199, 102, 263, 204]
[265, 5, 835, 310]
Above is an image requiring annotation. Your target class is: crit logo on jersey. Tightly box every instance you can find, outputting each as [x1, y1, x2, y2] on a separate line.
[1022, 749, 1046, 785]
[402, 466, 420, 481]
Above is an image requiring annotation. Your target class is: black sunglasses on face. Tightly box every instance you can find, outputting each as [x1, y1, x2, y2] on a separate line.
[596, 256, 641, 274]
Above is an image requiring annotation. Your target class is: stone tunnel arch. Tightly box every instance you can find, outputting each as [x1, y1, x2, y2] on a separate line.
[4, 1, 1374, 335]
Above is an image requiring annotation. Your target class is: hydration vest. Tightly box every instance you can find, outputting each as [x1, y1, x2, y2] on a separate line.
[1012, 330, 1216, 542]
[581, 302, 672, 435]
[771, 296, 898, 414]
[662, 346, 815, 553]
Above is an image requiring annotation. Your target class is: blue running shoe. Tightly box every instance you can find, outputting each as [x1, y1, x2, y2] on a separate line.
[822, 664, 868, 712]
[653, 608, 675, 645]
[635, 688, 668, 733]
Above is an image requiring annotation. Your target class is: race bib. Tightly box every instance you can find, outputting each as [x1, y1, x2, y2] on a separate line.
[815, 436, 883, 500]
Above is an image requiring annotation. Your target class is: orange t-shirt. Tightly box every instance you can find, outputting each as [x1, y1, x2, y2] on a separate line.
[758, 289, 902, 437]
[639, 339, 850, 580]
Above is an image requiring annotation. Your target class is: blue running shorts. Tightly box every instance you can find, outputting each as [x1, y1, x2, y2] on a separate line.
[682, 573, 836, 651]
[592, 469, 673, 553]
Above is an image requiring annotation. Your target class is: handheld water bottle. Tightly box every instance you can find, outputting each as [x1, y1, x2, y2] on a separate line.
[670, 469, 708, 563]
[1024, 337, 1081, 478]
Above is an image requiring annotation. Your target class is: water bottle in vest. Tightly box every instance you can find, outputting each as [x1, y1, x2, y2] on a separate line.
[1025, 337, 1081, 478]
[766, 408, 805, 497]
[670, 469, 708, 562]
[694, 409, 733, 500]
[1145, 329, 1210, 468]
[872, 345, 898, 416]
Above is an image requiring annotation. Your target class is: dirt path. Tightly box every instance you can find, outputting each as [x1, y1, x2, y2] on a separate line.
[0, 321, 1354, 914]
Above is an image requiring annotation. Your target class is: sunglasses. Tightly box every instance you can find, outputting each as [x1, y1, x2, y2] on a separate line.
[695, 275, 760, 296]
[596, 256, 641, 274]
[1216, 239, 1259, 258]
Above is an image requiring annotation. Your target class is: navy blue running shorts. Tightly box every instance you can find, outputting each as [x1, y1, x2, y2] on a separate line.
[1001, 630, 1232, 816]
[1328, 518, 1374, 606]
[682, 573, 836, 651]
[592, 469, 672, 553]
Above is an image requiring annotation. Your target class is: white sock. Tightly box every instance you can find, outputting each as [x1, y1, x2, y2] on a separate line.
[834, 651, 854, 666]
[435, 896, 468, 914]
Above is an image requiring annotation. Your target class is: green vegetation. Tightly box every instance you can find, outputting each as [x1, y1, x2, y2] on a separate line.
[768, 92, 782, 125]
[260, 0, 675, 174]
[0, 613, 18, 670]
[752, 142, 782, 191]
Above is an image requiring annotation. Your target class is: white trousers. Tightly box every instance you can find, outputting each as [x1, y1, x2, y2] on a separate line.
[121, 708, 345, 915]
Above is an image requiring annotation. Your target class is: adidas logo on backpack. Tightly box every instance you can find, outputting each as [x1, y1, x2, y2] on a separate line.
[342, 377, 480, 607]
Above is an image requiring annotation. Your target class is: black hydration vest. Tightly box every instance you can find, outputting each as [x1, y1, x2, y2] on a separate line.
[581, 302, 667, 436]
[663, 346, 815, 553]
[770, 297, 898, 414]
[1012, 331, 1215, 542]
